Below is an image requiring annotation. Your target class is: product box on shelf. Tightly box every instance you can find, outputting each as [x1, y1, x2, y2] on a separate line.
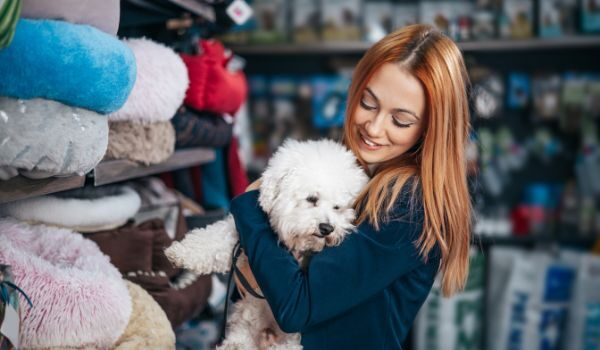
[498, 0, 534, 39]
[291, 0, 320, 43]
[394, 3, 419, 30]
[311, 75, 351, 129]
[581, 0, 600, 32]
[320, 0, 362, 41]
[364, 1, 394, 43]
[419, 0, 474, 41]
[538, 0, 578, 37]
[249, 0, 288, 43]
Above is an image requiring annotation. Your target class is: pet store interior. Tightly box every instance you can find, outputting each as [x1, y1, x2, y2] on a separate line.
[1, 0, 599, 349]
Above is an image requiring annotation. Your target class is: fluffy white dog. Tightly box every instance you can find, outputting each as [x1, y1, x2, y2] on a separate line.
[165, 139, 368, 350]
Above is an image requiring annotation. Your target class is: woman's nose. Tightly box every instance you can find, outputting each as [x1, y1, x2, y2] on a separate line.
[365, 112, 386, 137]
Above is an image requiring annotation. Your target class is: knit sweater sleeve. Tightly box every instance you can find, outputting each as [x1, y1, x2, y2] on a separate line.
[230, 189, 433, 333]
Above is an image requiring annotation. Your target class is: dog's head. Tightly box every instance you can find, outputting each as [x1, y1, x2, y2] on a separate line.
[258, 139, 369, 254]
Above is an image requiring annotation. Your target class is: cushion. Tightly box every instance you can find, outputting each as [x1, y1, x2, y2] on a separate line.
[109, 38, 189, 123]
[21, 0, 120, 35]
[0, 0, 21, 48]
[0, 97, 108, 180]
[104, 121, 176, 165]
[0, 19, 136, 114]
[0, 218, 131, 349]
[181, 39, 248, 115]
[171, 106, 233, 148]
[113, 281, 175, 349]
[0, 185, 141, 232]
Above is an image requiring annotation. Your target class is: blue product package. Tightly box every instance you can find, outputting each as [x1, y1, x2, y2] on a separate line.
[0, 19, 136, 114]
[507, 73, 531, 109]
[311, 75, 350, 129]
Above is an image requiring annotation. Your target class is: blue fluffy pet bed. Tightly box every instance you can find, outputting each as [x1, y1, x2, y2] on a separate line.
[0, 19, 136, 114]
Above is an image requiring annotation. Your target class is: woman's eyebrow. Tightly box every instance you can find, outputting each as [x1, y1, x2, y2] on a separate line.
[365, 86, 420, 120]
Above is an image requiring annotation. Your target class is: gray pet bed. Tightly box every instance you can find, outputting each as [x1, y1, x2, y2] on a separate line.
[20, 0, 120, 35]
[0, 97, 108, 180]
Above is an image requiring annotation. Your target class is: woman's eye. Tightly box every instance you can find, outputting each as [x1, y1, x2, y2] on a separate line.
[392, 117, 412, 128]
[359, 99, 376, 110]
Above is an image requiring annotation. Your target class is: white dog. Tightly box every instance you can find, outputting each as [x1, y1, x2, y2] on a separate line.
[165, 139, 368, 350]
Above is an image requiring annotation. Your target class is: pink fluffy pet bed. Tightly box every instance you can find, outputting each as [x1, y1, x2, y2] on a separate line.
[108, 38, 189, 123]
[0, 219, 132, 349]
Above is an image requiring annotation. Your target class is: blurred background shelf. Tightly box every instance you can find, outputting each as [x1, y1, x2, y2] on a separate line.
[230, 36, 600, 55]
[0, 174, 85, 204]
[93, 147, 215, 186]
[473, 234, 597, 247]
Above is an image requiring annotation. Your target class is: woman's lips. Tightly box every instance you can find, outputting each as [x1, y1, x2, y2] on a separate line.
[359, 133, 383, 151]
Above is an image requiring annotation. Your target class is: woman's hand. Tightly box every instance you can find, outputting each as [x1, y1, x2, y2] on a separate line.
[245, 178, 262, 192]
[235, 177, 262, 297]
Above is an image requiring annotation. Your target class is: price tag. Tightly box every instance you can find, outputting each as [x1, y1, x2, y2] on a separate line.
[0, 304, 19, 349]
[226, 0, 253, 25]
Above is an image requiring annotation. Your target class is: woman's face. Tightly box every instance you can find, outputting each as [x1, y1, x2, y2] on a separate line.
[352, 63, 426, 165]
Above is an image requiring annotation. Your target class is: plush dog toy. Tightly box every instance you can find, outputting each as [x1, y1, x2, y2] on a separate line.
[165, 139, 368, 350]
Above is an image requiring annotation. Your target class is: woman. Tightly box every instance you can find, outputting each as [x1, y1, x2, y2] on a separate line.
[229, 24, 472, 349]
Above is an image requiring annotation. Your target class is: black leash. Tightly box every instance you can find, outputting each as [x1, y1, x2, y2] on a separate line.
[220, 241, 265, 342]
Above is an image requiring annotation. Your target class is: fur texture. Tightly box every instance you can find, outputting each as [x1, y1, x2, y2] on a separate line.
[104, 121, 175, 165]
[21, 0, 120, 35]
[113, 281, 175, 350]
[0, 19, 136, 114]
[0, 97, 108, 180]
[165, 139, 369, 350]
[109, 38, 189, 123]
[0, 186, 141, 232]
[0, 218, 131, 349]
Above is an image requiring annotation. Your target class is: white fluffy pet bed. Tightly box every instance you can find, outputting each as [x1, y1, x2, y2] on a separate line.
[113, 281, 175, 350]
[108, 38, 189, 123]
[0, 97, 108, 180]
[104, 121, 176, 165]
[0, 218, 132, 349]
[0, 186, 141, 232]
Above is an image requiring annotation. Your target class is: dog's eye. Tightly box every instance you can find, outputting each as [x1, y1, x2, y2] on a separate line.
[306, 196, 318, 205]
[333, 205, 340, 210]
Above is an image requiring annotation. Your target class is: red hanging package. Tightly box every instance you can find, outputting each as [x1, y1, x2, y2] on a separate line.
[180, 40, 248, 115]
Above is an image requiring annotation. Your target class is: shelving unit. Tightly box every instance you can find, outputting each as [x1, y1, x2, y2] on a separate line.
[94, 147, 215, 186]
[230, 35, 600, 55]
[0, 147, 215, 204]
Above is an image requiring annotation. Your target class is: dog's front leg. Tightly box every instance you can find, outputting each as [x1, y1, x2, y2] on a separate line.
[164, 215, 238, 274]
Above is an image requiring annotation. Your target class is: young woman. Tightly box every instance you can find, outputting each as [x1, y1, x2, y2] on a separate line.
[229, 24, 472, 349]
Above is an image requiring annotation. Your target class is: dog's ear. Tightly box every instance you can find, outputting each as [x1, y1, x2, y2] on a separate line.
[258, 168, 290, 214]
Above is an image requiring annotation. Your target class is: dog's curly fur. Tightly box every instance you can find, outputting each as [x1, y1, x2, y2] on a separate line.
[165, 139, 368, 350]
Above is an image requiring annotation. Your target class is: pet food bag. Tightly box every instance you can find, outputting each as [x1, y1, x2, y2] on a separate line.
[487, 247, 575, 350]
[414, 248, 485, 350]
[562, 251, 600, 350]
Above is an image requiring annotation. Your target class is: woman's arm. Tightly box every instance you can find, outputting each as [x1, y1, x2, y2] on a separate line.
[230, 190, 435, 333]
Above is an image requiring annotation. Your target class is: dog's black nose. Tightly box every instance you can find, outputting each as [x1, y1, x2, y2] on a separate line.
[319, 223, 334, 236]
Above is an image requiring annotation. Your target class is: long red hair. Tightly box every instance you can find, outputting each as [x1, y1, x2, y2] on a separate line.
[343, 24, 472, 296]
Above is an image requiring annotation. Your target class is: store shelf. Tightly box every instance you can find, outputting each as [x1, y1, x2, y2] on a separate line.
[230, 36, 600, 55]
[93, 147, 215, 186]
[472, 233, 597, 247]
[0, 174, 85, 204]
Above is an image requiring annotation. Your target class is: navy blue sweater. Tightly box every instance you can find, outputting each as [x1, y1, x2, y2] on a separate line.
[230, 188, 440, 350]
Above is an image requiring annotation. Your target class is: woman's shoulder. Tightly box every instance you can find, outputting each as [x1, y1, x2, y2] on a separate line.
[388, 176, 423, 221]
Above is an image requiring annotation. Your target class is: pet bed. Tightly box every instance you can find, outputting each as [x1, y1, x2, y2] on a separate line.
[104, 121, 175, 165]
[0, 19, 135, 114]
[21, 0, 120, 35]
[0, 218, 131, 349]
[109, 38, 189, 123]
[0, 97, 108, 180]
[171, 107, 233, 148]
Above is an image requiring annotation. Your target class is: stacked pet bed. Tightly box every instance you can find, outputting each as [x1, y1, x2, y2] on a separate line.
[20, 0, 120, 35]
[0, 218, 132, 349]
[171, 106, 233, 149]
[105, 38, 188, 165]
[0, 18, 136, 180]
[0, 183, 212, 328]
